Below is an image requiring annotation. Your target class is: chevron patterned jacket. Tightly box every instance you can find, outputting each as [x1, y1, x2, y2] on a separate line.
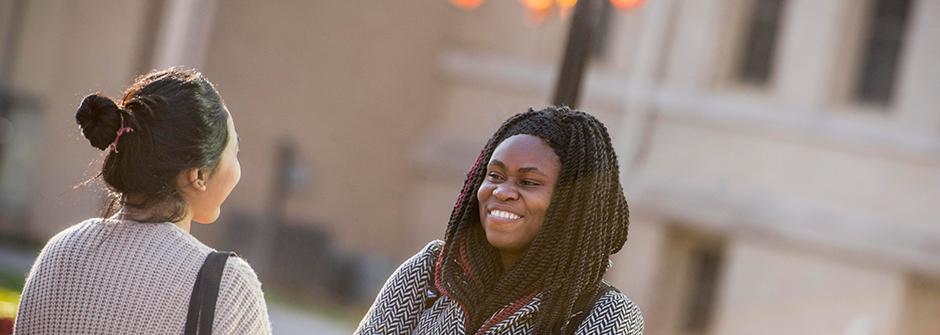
[356, 241, 644, 335]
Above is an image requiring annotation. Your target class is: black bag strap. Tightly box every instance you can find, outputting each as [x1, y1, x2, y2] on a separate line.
[185, 251, 236, 335]
[562, 280, 619, 335]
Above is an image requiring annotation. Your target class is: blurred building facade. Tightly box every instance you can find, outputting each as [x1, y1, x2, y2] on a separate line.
[413, 0, 940, 334]
[1, 0, 939, 334]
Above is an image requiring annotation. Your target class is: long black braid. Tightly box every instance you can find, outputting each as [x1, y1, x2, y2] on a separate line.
[437, 106, 630, 334]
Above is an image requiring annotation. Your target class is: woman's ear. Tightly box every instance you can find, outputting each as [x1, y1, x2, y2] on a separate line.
[185, 167, 209, 191]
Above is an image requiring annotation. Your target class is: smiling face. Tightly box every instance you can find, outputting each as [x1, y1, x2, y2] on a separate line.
[478, 134, 561, 269]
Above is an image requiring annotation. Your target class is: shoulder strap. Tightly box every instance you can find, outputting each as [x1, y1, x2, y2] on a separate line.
[185, 251, 236, 335]
[563, 281, 619, 335]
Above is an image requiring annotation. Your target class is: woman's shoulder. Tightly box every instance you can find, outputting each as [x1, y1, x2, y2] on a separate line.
[36, 218, 110, 255]
[44, 218, 100, 242]
[595, 290, 641, 317]
[583, 289, 644, 334]
[44, 218, 206, 248]
[401, 240, 444, 269]
[380, 240, 443, 286]
[189, 253, 271, 333]
[423, 240, 444, 257]
[354, 241, 443, 335]
[221, 255, 262, 287]
[217, 255, 266, 307]
[32, 218, 213, 282]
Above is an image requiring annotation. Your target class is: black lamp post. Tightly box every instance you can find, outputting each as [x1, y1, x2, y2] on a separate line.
[447, 0, 645, 108]
[552, 0, 604, 108]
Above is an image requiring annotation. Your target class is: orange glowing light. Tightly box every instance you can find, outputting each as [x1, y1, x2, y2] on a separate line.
[557, 0, 577, 17]
[524, 6, 552, 25]
[449, 0, 485, 10]
[520, 0, 553, 11]
[450, 0, 647, 17]
[557, 0, 578, 8]
[610, 0, 644, 10]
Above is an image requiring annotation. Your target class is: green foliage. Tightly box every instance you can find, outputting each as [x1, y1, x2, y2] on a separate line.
[0, 286, 19, 319]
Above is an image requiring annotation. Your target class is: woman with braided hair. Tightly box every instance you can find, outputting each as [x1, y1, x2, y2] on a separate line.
[357, 106, 643, 335]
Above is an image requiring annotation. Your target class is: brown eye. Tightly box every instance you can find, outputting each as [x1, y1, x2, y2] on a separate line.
[521, 180, 540, 186]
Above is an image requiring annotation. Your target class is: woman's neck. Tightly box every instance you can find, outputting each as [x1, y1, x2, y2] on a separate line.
[118, 200, 192, 233]
[500, 250, 522, 270]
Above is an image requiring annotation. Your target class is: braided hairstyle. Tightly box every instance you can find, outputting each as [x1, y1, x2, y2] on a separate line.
[75, 68, 229, 223]
[436, 106, 630, 334]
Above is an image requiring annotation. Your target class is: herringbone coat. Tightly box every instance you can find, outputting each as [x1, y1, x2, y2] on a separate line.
[356, 241, 644, 335]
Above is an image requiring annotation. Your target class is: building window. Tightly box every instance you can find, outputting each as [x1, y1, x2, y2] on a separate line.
[681, 248, 723, 333]
[854, 0, 912, 106]
[898, 275, 940, 335]
[737, 0, 786, 85]
[655, 228, 725, 335]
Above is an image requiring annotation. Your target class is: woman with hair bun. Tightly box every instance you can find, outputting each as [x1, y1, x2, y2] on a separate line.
[14, 69, 272, 334]
[357, 106, 643, 335]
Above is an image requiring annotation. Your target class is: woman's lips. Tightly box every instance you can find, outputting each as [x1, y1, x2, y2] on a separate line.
[488, 209, 521, 220]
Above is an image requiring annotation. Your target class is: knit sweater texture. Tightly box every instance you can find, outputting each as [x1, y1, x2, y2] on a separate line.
[14, 218, 272, 334]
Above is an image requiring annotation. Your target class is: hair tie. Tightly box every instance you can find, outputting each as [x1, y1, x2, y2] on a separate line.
[111, 114, 134, 153]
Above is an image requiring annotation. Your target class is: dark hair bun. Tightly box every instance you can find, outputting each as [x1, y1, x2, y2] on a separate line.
[76, 93, 122, 150]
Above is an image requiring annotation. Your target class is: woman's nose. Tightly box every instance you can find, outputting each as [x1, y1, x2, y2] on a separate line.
[493, 184, 518, 201]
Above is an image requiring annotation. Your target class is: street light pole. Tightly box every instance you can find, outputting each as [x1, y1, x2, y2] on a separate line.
[552, 0, 603, 108]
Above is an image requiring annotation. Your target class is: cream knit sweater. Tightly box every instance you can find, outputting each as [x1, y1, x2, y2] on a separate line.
[14, 218, 272, 334]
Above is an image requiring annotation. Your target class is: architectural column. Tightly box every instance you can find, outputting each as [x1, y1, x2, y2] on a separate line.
[152, 0, 217, 70]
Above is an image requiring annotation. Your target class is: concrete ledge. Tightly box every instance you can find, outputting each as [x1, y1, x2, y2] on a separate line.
[435, 51, 940, 167]
[628, 174, 940, 277]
